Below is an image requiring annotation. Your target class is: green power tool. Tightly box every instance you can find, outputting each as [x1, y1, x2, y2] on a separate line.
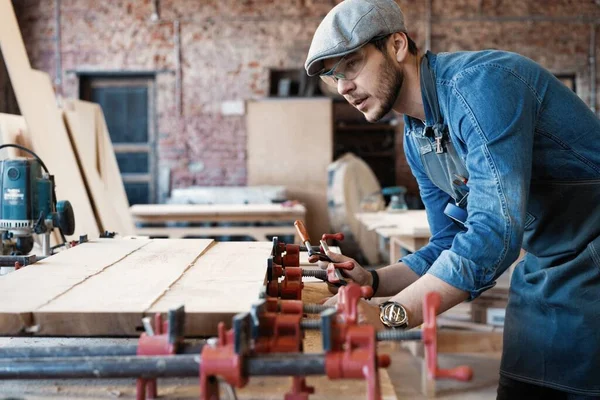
[0, 144, 75, 257]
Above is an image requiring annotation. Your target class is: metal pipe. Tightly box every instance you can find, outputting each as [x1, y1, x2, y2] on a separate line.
[54, 0, 62, 94]
[376, 329, 422, 342]
[300, 321, 423, 342]
[41, 233, 51, 256]
[174, 20, 182, 116]
[0, 255, 36, 267]
[0, 343, 204, 359]
[302, 303, 332, 314]
[299, 245, 321, 252]
[590, 23, 597, 114]
[0, 353, 326, 379]
[425, 0, 432, 52]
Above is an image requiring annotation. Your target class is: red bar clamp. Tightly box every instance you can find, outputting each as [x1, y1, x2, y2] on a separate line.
[136, 306, 185, 400]
[272, 237, 301, 267]
[200, 321, 247, 400]
[422, 292, 473, 382]
[323, 283, 389, 400]
[266, 257, 304, 300]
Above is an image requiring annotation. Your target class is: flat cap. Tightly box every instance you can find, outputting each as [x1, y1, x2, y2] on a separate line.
[305, 0, 406, 76]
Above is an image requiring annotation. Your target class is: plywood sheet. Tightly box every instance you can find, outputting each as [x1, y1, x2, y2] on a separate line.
[95, 104, 135, 233]
[247, 99, 332, 241]
[63, 100, 134, 236]
[0, 1, 99, 239]
[0, 113, 31, 157]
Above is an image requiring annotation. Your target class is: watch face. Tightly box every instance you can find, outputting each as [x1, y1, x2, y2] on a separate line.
[380, 302, 407, 327]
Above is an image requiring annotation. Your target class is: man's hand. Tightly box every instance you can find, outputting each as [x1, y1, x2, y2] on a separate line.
[317, 250, 372, 287]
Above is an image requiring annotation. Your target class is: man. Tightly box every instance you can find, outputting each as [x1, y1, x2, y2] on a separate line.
[305, 0, 600, 398]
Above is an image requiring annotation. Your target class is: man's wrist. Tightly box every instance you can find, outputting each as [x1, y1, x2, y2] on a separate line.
[366, 270, 374, 287]
[368, 269, 379, 298]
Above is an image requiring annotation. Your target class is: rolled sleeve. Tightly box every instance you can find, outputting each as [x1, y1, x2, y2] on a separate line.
[426, 65, 539, 300]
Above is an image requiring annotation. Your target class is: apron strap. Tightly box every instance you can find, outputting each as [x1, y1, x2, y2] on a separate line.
[420, 51, 447, 154]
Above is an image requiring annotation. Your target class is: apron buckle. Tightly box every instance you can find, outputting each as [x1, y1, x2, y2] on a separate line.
[435, 135, 445, 154]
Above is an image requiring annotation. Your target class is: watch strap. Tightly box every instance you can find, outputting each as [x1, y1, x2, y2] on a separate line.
[368, 269, 379, 299]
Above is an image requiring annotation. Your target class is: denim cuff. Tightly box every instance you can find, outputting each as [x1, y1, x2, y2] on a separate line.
[426, 250, 496, 300]
[401, 252, 432, 276]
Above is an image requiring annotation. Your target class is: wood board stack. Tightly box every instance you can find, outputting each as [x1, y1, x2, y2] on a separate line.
[0, 0, 134, 239]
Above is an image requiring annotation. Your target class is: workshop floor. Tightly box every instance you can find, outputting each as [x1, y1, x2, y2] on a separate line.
[0, 337, 501, 399]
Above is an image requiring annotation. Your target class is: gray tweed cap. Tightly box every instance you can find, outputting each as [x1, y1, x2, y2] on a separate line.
[305, 0, 407, 76]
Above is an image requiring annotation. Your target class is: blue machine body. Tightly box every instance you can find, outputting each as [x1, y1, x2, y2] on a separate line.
[0, 159, 53, 226]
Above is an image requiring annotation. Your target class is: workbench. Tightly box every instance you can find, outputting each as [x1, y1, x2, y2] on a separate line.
[130, 203, 306, 242]
[355, 210, 431, 263]
[0, 288, 398, 399]
[0, 239, 398, 399]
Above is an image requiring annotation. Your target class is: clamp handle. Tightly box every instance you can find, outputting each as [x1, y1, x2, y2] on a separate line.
[336, 283, 374, 325]
[321, 232, 344, 242]
[422, 292, 473, 382]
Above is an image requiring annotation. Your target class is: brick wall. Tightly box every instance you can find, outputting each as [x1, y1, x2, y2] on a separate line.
[9, 0, 600, 197]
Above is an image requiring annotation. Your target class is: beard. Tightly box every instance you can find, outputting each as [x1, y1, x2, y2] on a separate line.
[366, 55, 404, 122]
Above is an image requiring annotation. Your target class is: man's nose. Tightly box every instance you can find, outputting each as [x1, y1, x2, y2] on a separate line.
[337, 79, 355, 96]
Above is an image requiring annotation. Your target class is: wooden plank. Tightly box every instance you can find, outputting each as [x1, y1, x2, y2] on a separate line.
[62, 99, 134, 236]
[35, 239, 214, 336]
[0, 239, 150, 335]
[437, 330, 504, 354]
[134, 226, 298, 241]
[356, 210, 431, 236]
[0, 113, 31, 157]
[0, 1, 99, 239]
[95, 104, 135, 234]
[130, 203, 306, 223]
[148, 241, 272, 336]
[247, 99, 332, 241]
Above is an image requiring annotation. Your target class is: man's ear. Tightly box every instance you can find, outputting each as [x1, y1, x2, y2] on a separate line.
[391, 32, 409, 64]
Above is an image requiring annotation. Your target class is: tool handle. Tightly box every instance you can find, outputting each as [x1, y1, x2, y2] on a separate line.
[321, 232, 344, 242]
[436, 366, 473, 381]
[294, 220, 311, 244]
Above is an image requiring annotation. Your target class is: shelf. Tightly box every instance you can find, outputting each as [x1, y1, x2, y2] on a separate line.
[336, 124, 396, 131]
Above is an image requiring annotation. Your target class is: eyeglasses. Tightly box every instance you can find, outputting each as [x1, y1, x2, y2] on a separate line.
[319, 48, 367, 87]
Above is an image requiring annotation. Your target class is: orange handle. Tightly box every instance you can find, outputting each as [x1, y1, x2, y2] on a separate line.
[436, 366, 473, 381]
[321, 232, 345, 242]
[294, 220, 311, 243]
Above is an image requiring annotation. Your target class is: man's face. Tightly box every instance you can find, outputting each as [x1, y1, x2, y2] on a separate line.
[322, 43, 404, 122]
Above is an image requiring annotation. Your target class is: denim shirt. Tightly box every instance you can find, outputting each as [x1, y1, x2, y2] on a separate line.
[402, 50, 600, 393]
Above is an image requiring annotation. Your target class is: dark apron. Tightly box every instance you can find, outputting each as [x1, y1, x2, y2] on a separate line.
[415, 52, 470, 226]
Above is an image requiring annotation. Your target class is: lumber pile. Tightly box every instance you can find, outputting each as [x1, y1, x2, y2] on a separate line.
[0, 0, 134, 239]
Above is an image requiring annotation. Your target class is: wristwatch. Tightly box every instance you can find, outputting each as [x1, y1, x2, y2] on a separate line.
[379, 301, 409, 329]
